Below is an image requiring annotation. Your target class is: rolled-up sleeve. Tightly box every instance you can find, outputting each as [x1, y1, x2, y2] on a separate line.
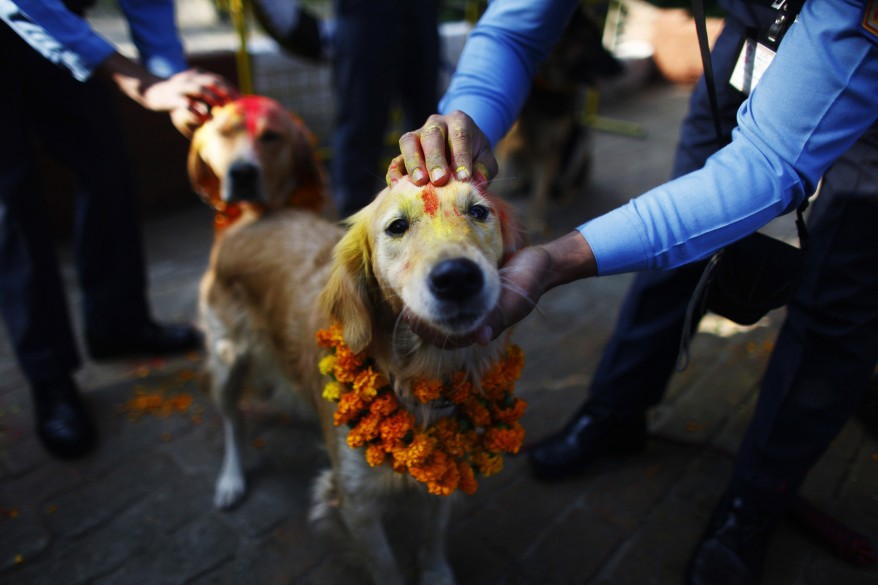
[579, 0, 878, 275]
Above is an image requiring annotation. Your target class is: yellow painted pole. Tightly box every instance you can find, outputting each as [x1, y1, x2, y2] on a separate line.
[229, 0, 253, 94]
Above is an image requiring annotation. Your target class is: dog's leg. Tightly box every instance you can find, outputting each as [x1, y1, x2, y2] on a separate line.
[210, 339, 251, 509]
[417, 495, 456, 585]
[335, 451, 406, 585]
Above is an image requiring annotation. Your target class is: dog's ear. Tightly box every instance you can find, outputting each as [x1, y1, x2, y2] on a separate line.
[492, 194, 527, 262]
[319, 210, 374, 353]
[187, 130, 221, 206]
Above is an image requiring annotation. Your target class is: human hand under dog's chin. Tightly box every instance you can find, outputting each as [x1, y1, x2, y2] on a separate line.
[403, 246, 559, 349]
[389, 111, 498, 187]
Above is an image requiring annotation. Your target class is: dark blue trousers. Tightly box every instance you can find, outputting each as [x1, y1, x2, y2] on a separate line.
[586, 13, 878, 514]
[0, 26, 150, 385]
[330, 0, 441, 217]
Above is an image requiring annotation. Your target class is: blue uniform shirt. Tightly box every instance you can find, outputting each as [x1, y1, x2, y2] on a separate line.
[440, 0, 878, 275]
[1, 0, 187, 81]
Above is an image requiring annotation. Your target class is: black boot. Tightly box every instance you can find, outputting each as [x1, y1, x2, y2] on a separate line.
[527, 404, 647, 480]
[685, 492, 780, 585]
[86, 320, 201, 360]
[33, 377, 98, 459]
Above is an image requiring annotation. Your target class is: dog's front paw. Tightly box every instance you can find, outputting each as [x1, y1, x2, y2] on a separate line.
[213, 472, 246, 509]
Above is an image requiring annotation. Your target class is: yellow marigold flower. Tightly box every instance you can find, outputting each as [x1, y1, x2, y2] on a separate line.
[413, 378, 443, 404]
[318, 354, 337, 376]
[322, 380, 343, 402]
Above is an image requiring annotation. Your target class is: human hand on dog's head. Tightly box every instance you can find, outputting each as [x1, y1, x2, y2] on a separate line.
[404, 232, 599, 348]
[103, 53, 238, 138]
[389, 111, 498, 188]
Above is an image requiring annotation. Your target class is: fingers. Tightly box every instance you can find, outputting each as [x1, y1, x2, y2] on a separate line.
[398, 130, 428, 185]
[386, 155, 408, 185]
[420, 119, 451, 185]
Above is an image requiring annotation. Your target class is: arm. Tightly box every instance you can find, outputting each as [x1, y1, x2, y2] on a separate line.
[3, 0, 236, 136]
[392, 0, 580, 186]
[581, 0, 878, 274]
[117, 0, 186, 77]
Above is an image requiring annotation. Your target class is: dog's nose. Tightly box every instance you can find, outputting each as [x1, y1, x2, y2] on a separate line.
[429, 258, 484, 302]
[229, 162, 258, 187]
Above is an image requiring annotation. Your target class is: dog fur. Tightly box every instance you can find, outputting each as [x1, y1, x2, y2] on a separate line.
[190, 104, 526, 585]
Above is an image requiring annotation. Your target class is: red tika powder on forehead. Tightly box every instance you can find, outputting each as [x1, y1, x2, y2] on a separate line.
[238, 95, 270, 137]
[421, 184, 439, 217]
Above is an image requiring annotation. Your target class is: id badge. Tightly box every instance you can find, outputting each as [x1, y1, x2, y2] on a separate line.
[729, 38, 776, 95]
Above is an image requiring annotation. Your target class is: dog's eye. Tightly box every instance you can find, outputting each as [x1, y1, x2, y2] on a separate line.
[386, 218, 409, 237]
[468, 204, 490, 222]
[260, 130, 281, 143]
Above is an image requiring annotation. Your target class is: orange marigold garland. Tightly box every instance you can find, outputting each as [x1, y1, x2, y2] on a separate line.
[315, 322, 526, 496]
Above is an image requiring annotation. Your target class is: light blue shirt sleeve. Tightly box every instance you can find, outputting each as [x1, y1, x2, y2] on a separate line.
[1, 0, 186, 81]
[439, 0, 581, 146]
[579, 0, 878, 275]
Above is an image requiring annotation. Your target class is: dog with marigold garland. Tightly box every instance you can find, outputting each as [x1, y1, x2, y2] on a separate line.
[199, 146, 528, 584]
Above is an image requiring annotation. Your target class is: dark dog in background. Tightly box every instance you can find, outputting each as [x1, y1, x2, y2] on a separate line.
[494, 5, 622, 235]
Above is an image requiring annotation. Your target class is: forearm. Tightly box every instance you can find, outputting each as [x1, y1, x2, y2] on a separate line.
[439, 0, 579, 146]
[581, 0, 878, 275]
[97, 52, 164, 107]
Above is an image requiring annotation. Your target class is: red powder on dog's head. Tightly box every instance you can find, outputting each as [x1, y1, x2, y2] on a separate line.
[421, 184, 439, 217]
[238, 95, 270, 137]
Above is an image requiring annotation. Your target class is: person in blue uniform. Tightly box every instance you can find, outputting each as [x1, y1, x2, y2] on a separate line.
[386, 1, 878, 583]
[0, 0, 236, 459]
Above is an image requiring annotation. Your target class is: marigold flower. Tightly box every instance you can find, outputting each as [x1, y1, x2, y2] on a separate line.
[318, 354, 337, 377]
[492, 396, 527, 424]
[379, 410, 414, 442]
[483, 423, 526, 454]
[353, 367, 387, 399]
[316, 324, 526, 496]
[413, 378, 443, 404]
[461, 397, 491, 427]
[457, 461, 478, 495]
[322, 380, 343, 402]
[347, 411, 382, 448]
[471, 450, 504, 477]
[334, 391, 366, 426]
[393, 433, 435, 467]
[365, 444, 386, 467]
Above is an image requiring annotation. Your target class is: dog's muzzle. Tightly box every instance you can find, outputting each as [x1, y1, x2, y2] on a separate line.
[427, 258, 490, 331]
[224, 161, 262, 203]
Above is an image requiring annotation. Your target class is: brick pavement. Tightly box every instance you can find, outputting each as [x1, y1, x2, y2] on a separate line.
[1, 81, 876, 585]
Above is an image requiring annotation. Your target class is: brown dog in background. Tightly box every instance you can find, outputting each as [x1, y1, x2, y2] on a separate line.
[494, 5, 622, 235]
[190, 98, 527, 584]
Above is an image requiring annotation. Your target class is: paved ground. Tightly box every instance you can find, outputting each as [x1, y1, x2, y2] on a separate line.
[1, 77, 877, 585]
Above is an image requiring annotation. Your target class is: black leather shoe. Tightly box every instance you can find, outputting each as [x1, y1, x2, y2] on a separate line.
[685, 492, 779, 585]
[33, 377, 98, 459]
[86, 321, 201, 360]
[527, 405, 647, 480]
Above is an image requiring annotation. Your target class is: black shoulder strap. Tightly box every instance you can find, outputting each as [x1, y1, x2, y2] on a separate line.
[691, 0, 724, 146]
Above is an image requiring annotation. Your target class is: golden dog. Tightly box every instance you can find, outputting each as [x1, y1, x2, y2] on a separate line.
[191, 101, 526, 584]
